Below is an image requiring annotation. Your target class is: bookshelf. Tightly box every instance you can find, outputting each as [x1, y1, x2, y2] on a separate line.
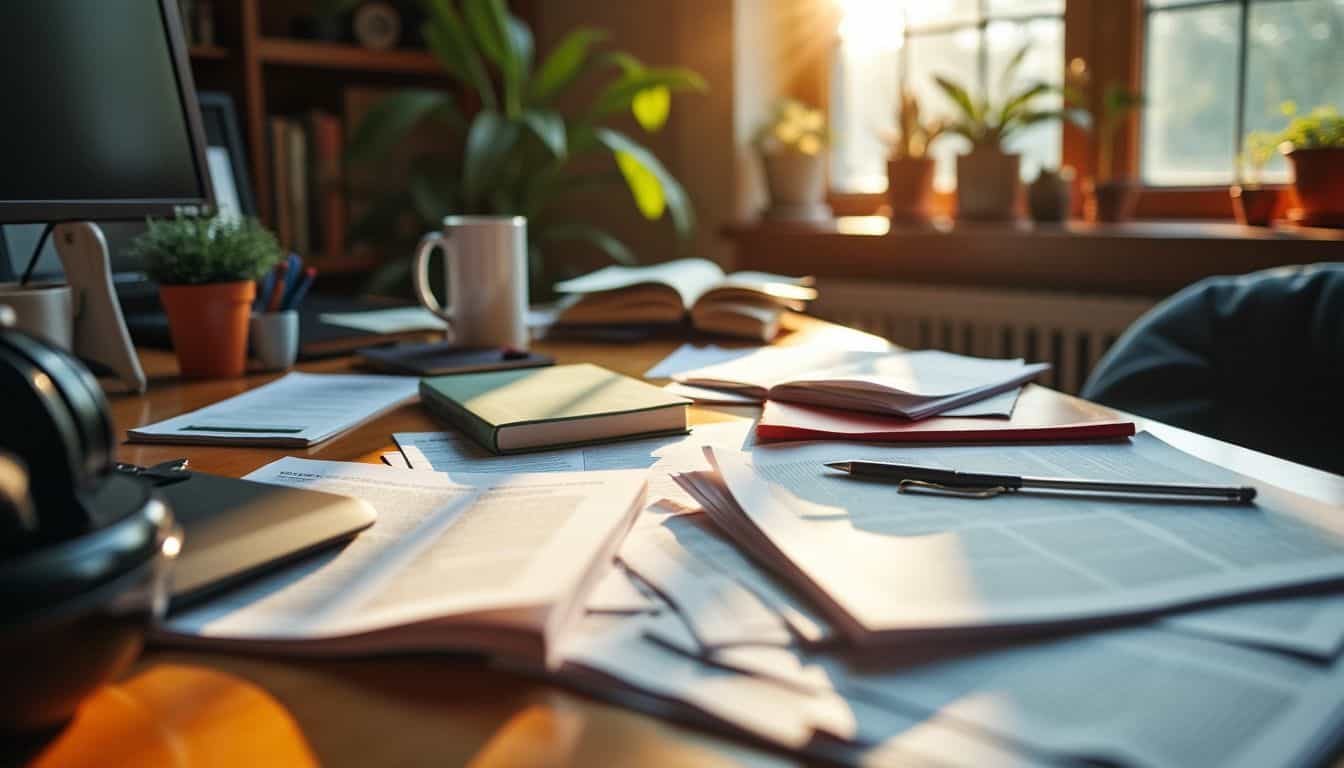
[184, 1, 552, 281]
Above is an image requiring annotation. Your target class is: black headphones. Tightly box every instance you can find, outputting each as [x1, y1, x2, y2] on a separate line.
[0, 327, 178, 734]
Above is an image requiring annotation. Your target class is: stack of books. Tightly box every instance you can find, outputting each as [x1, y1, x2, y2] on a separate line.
[267, 111, 346, 261]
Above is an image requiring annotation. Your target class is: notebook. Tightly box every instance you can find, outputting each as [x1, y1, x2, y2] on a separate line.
[552, 258, 817, 341]
[419, 363, 691, 454]
[757, 385, 1136, 442]
[674, 347, 1050, 420]
[160, 458, 646, 668]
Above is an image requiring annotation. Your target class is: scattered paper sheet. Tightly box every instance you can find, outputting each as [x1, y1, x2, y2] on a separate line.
[1163, 592, 1344, 659]
[661, 381, 762, 405]
[128, 372, 418, 447]
[320, 306, 556, 334]
[587, 565, 661, 614]
[644, 344, 758, 379]
[682, 432, 1344, 642]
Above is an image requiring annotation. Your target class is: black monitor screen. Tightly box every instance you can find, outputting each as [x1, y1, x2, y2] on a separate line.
[0, 1, 208, 219]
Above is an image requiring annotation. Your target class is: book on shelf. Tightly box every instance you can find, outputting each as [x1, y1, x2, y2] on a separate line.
[552, 258, 817, 342]
[268, 111, 348, 261]
[419, 363, 692, 454]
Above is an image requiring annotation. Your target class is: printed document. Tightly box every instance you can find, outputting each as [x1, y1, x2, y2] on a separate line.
[643, 344, 758, 379]
[682, 432, 1344, 642]
[128, 372, 418, 447]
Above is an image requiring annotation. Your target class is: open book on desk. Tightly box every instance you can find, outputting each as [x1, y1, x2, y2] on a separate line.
[674, 433, 1344, 646]
[674, 347, 1049, 420]
[553, 258, 817, 341]
[160, 458, 645, 668]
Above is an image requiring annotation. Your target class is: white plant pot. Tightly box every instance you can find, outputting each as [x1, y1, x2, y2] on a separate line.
[761, 148, 832, 222]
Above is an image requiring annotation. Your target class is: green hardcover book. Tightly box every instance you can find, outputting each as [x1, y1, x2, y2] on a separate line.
[419, 363, 691, 454]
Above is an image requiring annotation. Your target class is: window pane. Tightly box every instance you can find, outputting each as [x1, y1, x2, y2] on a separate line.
[831, 41, 901, 192]
[1142, 5, 1242, 185]
[908, 29, 983, 191]
[987, 18, 1064, 181]
[1147, 0, 1219, 8]
[1244, 0, 1344, 182]
[906, 0, 982, 28]
[986, 0, 1065, 16]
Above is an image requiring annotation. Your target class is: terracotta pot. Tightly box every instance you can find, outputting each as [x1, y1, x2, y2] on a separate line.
[885, 156, 936, 224]
[1229, 185, 1279, 227]
[1286, 148, 1344, 227]
[158, 281, 255, 379]
[1028, 168, 1074, 224]
[761, 148, 832, 222]
[1087, 179, 1141, 223]
[955, 148, 1020, 222]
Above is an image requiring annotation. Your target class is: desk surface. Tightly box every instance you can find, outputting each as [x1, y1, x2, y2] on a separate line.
[85, 315, 1344, 767]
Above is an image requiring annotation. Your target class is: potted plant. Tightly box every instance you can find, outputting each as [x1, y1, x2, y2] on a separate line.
[1231, 130, 1280, 227]
[883, 89, 944, 224]
[1278, 102, 1344, 228]
[130, 215, 282, 378]
[755, 98, 832, 222]
[1065, 59, 1143, 223]
[345, 1, 706, 299]
[935, 45, 1086, 222]
[1027, 166, 1075, 224]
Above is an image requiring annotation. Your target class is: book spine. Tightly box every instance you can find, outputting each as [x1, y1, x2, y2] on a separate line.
[418, 382, 500, 453]
[268, 117, 293, 251]
[287, 121, 310, 257]
[310, 111, 347, 262]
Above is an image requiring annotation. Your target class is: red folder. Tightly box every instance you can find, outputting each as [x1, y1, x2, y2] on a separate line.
[757, 385, 1135, 443]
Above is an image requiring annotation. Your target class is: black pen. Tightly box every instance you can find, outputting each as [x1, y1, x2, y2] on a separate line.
[824, 460, 1257, 503]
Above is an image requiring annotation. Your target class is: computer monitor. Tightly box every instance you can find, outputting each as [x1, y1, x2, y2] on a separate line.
[0, 0, 213, 225]
[0, 1, 212, 391]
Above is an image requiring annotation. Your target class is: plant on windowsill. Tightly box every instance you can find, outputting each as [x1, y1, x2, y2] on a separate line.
[1277, 102, 1344, 228]
[754, 98, 831, 223]
[345, 0, 706, 300]
[882, 89, 944, 224]
[1066, 60, 1144, 223]
[130, 214, 282, 379]
[1230, 130, 1280, 227]
[934, 45, 1087, 222]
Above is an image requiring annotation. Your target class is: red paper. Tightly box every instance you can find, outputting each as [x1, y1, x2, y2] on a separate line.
[757, 385, 1135, 443]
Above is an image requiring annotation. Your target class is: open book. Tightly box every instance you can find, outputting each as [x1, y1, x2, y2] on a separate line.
[159, 458, 645, 668]
[553, 258, 817, 341]
[674, 347, 1050, 420]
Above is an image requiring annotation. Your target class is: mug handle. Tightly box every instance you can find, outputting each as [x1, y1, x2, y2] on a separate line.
[412, 231, 456, 335]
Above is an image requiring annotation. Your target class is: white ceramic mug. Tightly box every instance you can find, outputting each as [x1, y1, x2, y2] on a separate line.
[0, 282, 74, 349]
[412, 215, 529, 349]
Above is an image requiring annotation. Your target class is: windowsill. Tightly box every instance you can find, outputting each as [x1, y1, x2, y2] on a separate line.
[721, 217, 1344, 297]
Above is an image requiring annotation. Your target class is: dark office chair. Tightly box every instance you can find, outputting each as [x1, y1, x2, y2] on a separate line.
[1082, 264, 1344, 476]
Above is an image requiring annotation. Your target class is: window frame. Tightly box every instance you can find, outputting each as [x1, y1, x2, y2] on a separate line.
[824, 0, 1293, 220]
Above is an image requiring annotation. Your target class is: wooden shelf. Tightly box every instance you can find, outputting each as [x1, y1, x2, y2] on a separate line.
[257, 39, 442, 76]
[188, 44, 230, 60]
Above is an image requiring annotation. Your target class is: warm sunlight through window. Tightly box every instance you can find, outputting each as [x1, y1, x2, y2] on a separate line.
[831, 1, 1065, 194]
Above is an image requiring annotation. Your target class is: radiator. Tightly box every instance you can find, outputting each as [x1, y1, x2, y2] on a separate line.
[810, 281, 1157, 395]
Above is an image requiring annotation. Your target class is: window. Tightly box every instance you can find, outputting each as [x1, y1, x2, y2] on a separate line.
[831, 0, 1066, 194]
[1142, 0, 1344, 186]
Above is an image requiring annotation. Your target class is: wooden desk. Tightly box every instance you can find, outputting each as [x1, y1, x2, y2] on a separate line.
[66, 315, 1344, 766]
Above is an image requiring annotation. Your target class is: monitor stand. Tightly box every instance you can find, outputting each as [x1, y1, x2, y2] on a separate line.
[52, 222, 147, 393]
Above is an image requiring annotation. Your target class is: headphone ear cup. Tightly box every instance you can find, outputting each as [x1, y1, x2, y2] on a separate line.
[0, 335, 93, 540]
[0, 330, 114, 483]
[0, 451, 37, 556]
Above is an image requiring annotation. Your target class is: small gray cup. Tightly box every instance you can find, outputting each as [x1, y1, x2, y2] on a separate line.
[250, 310, 299, 371]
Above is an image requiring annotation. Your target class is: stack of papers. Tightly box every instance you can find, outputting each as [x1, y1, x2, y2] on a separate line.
[672, 348, 1050, 420]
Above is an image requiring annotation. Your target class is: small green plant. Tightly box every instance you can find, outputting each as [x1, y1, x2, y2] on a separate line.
[130, 215, 282, 285]
[1277, 102, 1344, 151]
[1238, 130, 1280, 186]
[933, 45, 1087, 152]
[885, 89, 945, 160]
[754, 99, 828, 156]
[347, 0, 706, 297]
[1063, 60, 1142, 182]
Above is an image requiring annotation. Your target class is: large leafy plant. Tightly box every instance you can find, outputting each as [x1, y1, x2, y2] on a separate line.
[345, 0, 706, 296]
[933, 45, 1086, 152]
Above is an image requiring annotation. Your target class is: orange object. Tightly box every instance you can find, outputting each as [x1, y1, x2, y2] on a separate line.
[30, 664, 318, 768]
[1286, 148, 1344, 227]
[158, 281, 256, 379]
